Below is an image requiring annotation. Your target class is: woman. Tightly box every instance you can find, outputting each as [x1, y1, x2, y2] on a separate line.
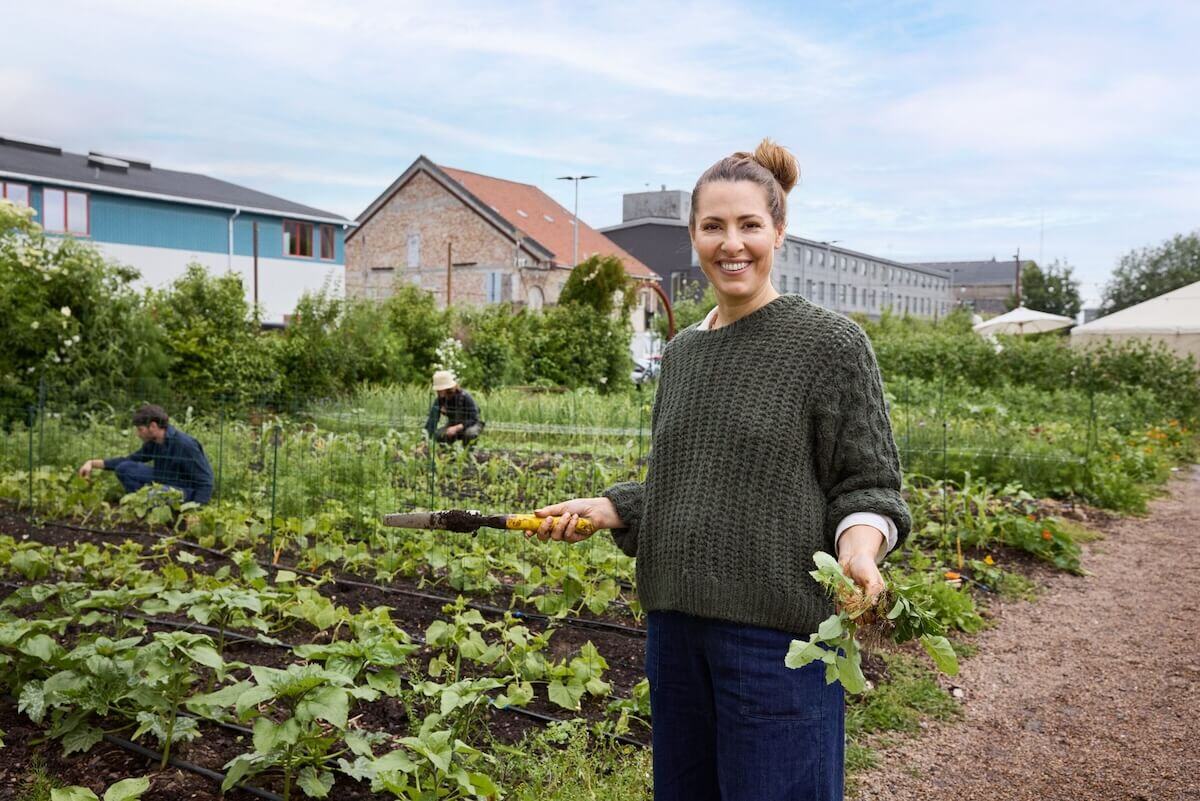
[533, 139, 911, 800]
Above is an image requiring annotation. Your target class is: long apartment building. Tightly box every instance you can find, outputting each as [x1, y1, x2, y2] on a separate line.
[601, 189, 952, 319]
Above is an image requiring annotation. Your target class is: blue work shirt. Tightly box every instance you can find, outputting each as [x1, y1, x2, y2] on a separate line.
[104, 425, 215, 504]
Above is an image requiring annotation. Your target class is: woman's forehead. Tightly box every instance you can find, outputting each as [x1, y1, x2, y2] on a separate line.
[694, 180, 771, 217]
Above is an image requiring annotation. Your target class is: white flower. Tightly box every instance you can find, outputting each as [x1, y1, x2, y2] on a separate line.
[26, 366, 35, 373]
[72, 334, 81, 343]
[30, 321, 39, 330]
[60, 306, 71, 317]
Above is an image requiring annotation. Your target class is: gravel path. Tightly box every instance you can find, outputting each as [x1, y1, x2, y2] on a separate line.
[853, 465, 1200, 801]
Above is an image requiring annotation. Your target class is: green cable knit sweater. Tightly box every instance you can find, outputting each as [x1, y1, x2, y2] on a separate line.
[603, 293, 911, 635]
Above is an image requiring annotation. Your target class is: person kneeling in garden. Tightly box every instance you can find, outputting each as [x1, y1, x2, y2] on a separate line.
[77, 404, 215, 504]
[424, 370, 484, 445]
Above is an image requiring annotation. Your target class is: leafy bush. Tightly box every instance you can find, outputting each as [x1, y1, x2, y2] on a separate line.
[150, 264, 280, 404]
[0, 201, 169, 411]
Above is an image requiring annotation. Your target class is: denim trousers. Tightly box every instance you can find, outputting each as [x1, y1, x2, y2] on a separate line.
[646, 610, 844, 801]
[114, 461, 198, 504]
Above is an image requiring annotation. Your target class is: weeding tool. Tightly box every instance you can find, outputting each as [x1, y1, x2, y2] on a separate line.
[383, 509, 596, 537]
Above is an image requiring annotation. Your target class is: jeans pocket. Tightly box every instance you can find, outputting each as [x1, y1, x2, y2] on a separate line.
[736, 625, 829, 721]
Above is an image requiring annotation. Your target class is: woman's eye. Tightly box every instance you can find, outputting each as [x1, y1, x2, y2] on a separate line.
[702, 223, 720, 231]
[744, 222, 762, 229]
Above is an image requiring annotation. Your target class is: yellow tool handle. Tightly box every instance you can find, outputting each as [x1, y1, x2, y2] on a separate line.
[505, 514, 596, 537]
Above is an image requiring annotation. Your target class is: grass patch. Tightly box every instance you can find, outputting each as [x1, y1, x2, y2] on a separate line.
[16, 757, 60, 801]
[1058, 518, 1104, 543]
[493, 723, 653, 801]
[847, 651, 961, 738]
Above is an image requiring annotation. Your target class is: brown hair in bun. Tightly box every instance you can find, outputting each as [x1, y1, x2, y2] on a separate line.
[689, 138, 800, 231]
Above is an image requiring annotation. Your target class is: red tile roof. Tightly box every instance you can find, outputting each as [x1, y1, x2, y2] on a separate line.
[440, 166, 659, 281]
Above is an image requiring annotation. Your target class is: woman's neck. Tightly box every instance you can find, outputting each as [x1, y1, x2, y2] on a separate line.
[712, 284, 781, 329]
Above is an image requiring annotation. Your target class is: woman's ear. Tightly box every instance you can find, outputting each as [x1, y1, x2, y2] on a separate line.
[774, 225, 786, 250]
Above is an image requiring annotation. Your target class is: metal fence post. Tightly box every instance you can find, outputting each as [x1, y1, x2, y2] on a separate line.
[269, 424, 281, 557]
[216, 400, 225, 503]
[26, 403, 35, 510]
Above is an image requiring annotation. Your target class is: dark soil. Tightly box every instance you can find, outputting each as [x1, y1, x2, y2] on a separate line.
[0, 506, 652, 798]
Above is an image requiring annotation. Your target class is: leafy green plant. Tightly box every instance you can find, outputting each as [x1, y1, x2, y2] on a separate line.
[786, 553, 958, 693]
[50, 777, 150, 801]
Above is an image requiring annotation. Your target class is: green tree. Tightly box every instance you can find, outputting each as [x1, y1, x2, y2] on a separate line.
[1016, 260, 1082, 317]
[0, 200, 168, 409]
[558, 254, 635, 318]
[151, 264, 280, 403]
[653, 280, 716, 340]
[1101, 231, 1200, 315]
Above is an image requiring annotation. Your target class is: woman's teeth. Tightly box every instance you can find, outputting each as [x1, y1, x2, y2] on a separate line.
[719, 261, 750, 273]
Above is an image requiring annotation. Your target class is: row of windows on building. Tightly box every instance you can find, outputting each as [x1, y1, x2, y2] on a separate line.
[691, 242, 949, 292]
[778, 274, 947, 316]
[1, 180, 335, 259]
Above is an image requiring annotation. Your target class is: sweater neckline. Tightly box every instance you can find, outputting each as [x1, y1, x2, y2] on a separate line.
[694, 294, 802, 335]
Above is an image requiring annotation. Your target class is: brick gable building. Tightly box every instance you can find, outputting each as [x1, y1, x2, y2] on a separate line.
[345, 158, 661, 354]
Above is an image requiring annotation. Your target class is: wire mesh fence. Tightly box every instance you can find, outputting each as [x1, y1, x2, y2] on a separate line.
[0, 371, 1106, 525]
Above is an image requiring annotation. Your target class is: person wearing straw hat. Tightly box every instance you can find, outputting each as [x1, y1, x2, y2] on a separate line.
[424, 370, 484, 445]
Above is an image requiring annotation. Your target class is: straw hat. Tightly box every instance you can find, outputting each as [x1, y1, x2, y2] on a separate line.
[432, 370, 458, 391]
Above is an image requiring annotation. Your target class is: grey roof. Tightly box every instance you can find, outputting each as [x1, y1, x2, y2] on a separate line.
[0, 136, 349, 224]
[909, 259, 1031, 286]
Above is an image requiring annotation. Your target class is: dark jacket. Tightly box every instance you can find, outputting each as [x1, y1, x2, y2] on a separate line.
[424, 389, 482, 436]
[104, 425, 215, 504]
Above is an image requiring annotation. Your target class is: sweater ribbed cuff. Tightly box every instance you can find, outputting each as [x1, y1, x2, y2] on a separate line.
[601, 481, 644, 557]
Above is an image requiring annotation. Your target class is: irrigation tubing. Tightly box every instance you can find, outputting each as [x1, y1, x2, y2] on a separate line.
[101, 733, 285, 801]
[4, 515, 653, 746]
[27, 515, 648, 637]
[130, 612, 650, 748]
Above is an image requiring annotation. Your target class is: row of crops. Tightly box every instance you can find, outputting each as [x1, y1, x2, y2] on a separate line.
[0, 376, 1194, 799]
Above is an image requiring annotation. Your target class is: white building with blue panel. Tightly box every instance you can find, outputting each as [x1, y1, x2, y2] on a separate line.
[0, 135, 352, 322]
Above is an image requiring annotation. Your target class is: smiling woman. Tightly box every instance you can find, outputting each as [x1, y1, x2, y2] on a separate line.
[533, 138, 911, 800]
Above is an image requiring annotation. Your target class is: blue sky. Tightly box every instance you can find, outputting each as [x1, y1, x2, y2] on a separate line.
[4, 0, 1197, 305]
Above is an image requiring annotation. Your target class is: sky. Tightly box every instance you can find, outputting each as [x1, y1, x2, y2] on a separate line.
[3, 0, 1197, 306]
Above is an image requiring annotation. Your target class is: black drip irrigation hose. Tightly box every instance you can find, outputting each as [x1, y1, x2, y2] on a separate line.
[101, 732, 284, 801]
[28, 516, 648, 638]
[131, 612, 650, 748]
[4, 516, 653, 747]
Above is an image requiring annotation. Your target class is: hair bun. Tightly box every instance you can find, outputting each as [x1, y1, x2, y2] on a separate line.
[751, 138, 799, 194]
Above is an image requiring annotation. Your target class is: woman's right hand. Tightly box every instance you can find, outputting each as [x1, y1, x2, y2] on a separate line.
[532, 497, 623, 543]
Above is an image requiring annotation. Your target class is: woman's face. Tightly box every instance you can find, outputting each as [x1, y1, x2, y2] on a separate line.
[691, 180, 785, 304]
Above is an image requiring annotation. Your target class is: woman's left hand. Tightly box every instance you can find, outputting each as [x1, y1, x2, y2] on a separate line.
[837, 524, 886, 600]
[839, 552, 885, 601]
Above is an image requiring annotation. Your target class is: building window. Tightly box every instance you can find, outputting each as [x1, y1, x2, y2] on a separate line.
[486, 271, 511, 303]
[283, 220, 313, 257]
[806, 279, 814, 298]
[1, 182, 30, 207]
[42, 188, 89, 235]
[319, 224, 335, 260]
[851, 287, 857, 306]
[840, 284, 848, 304]
[817, 281, 825, 302]
[407, 233, 421, 268]
[671, 271, 688, 300]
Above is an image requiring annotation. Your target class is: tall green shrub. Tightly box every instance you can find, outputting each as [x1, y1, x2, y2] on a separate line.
[151, 264, 279, 404]
[0, 200, 168, 410]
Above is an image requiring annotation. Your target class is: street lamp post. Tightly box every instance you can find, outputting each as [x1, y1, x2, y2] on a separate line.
[557, 175, 596, 267]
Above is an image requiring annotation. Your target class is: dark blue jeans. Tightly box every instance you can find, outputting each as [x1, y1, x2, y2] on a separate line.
[114, 461, 202, 504]
[647, 611, 844, 801]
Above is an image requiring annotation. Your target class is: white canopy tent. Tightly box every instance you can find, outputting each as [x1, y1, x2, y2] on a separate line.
[1070, 280, 1200, 362]
[973, 306, 1075, 336]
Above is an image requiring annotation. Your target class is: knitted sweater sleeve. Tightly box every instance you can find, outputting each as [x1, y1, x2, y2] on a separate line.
[812, 328, 912, 555]
[601, 481, 643, 557]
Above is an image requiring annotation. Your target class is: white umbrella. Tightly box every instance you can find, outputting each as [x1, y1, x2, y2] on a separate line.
[972, 306, 1074, 336]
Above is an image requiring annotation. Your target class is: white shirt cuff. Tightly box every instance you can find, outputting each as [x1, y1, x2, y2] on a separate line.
[835, 512, 897, 564]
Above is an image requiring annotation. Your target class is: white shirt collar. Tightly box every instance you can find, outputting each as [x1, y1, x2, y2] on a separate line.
[697, 306, 719, 331]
